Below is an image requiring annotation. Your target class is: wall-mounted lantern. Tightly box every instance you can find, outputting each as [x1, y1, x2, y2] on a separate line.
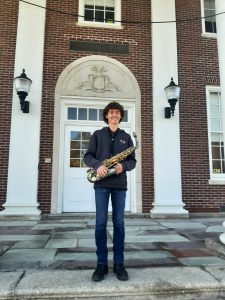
[164, 78, 180, 119]
[14, 69, 32, 113]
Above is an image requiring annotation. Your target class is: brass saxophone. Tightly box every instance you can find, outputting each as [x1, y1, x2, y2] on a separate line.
[87, 132, 138, 183]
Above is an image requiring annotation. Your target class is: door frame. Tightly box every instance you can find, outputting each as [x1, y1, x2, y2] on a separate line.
[51, 56, 142, 214]
[55, 98, 137, 213]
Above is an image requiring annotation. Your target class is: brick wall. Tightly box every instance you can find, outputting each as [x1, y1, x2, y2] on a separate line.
[176, 0, 225, 212]
[37, 0, 153, 213]
[2, 0, 223, 214]
[0, 1, 18, 211]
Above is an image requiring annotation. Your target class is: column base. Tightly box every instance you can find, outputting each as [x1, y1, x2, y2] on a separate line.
[0, 203, 41, 220]
[219, 221, 225, 245]
[220, 233, 225, 245]
[150, 205, 189, 219]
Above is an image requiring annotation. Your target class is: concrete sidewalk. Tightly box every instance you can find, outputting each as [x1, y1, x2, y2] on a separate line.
[0, 214, 225, 299]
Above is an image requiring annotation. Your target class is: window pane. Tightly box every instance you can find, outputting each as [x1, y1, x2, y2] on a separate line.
[82, 132, 91, 140]
[210, 93, 219, 105]
[95, 10, 104, 22]
[204, 0, 213, 9]
[70, 159, 80, 168]
[211, 133, 220, 142]
[211, 118, 221, 131]
[68, 108, 77, 120]
[205, 10, 214, 20]
[99, 109, 104, 121]
[78, 108, 87, 120]
[84, 9, 94, 21]
[81, 160, 87, 167]
[204, 0, 215, 9]
[80, 149, 86, 158]
[210, 106, 220, 118]
[205, 21, 212, 33]
[206, 21, 216, 34]
[105, 11, 114, 23]
[81, 141, 89, 149]
[95, 5, 104, 10]
[212, 160, 222, 173]
[71, 141, 80, 149]
[212, 146, 221, 159]
[85, 5, 94, 9]
[123, 110, 128, 122]
[89, 108, 97, 120]
[71, 150, 80, 158]
[71, 131, 81, 140]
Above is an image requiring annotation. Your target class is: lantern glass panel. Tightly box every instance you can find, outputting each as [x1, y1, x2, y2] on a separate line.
[15, 78, 32, 93]
[165, 85, 180, 100]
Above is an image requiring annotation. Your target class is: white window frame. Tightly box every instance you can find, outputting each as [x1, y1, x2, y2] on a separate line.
[201, 0, 217, 38]
[77, 0, 122, 29]
[206, 86, 225, 184]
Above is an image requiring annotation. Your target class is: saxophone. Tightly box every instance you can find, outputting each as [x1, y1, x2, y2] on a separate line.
[87, 132, 138, 183]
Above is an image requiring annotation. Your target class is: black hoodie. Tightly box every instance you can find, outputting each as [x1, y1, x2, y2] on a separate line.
[83, 127, 136, 190]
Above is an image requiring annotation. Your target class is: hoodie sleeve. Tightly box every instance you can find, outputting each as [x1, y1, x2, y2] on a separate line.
[83, 131, 102, 170]
[120, 135, 137, 172]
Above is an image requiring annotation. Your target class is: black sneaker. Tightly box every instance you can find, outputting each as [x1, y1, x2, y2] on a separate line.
[113, 263, 129, 281]
[92, 264, 108, 282]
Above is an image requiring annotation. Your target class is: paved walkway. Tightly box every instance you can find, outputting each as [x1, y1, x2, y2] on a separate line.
[0, 214, 225, 299]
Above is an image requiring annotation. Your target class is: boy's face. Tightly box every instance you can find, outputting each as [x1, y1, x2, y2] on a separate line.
[106, 109, 121, 125]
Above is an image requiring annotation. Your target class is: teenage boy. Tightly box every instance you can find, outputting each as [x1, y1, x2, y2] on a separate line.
[83, 101, 136, 282]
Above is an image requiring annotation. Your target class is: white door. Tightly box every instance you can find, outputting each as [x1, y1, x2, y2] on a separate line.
[62, 125, 132, 212]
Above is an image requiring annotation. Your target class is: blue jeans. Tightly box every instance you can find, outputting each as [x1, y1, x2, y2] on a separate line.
[95, 187, 126, 265]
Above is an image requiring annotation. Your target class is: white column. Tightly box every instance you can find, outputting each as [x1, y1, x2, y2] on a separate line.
[0, 0, 46, 218]
[215, 0, 225, 244]
[150, 0, 188, 218]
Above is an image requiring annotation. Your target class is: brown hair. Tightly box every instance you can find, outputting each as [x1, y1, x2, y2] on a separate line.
[103, 101, 124, 124]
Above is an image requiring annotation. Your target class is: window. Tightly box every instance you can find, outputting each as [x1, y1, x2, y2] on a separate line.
[207, 89, 225, 180]
[202, 0, 217, 34]
[70, 131, 91, 167]
[84, 0, 115, 23]
[78, 0, 122, 29]
[67, 107, 128, 122]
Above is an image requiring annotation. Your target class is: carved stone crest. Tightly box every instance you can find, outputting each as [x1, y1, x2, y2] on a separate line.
[77, 66, 121, 93]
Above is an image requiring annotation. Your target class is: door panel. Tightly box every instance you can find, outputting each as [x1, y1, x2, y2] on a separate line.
[62, 125, 132, 212]
[63, 126, 97, 212]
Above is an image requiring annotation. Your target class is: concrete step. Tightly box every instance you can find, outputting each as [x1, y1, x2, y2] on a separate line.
[1, 266, 225, 299]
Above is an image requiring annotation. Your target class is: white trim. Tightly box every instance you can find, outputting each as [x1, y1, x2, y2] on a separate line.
[208, 179, 225, 185]
[77, 0, 122, 29]
[150, 0, 188, 218]
[201, 32, 217, 39]
[0, 0, 46, 217]
[206, 86, 225, 181]
[76, 21, 123, 29]
[201, 0, 206, 34]
[51, 55, 142, 214]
